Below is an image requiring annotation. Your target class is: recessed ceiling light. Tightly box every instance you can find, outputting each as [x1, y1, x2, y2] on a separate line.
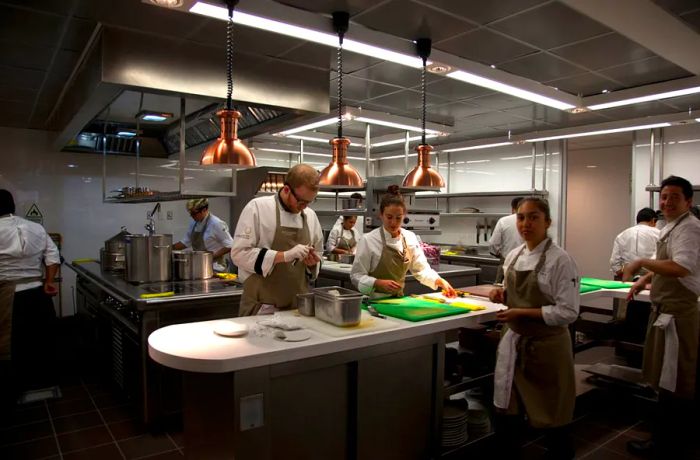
[67, 164, 78, 168]
[149, 0, 183, 7]
[588, 86, 700, 110]
[446, 70, 575, 111]
[426, 62, 452, 74]
[526, 122, 671, 142]
[490, 64, 496, 69]
[137, 110, 173, 122]
[601, 89, 610, 94]
[696, 118, 700, 122]
[586, 165, 598, 168]
[569, 107, 589, 114]
[353, 116, 442, 134]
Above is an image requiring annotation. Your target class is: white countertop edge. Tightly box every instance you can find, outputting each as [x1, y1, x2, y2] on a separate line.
[148, 302, 501, 374]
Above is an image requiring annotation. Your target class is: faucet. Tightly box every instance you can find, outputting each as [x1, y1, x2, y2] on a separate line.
[145, 202, 161, 236]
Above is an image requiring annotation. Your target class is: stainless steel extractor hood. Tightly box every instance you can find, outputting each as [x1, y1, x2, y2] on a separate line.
[52, 26, 330, 154]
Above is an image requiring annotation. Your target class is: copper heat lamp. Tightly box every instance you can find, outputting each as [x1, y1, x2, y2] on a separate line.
[402, 38, 445, 189]
[318, 12, 364, 189]
[200, 0, 255, 166]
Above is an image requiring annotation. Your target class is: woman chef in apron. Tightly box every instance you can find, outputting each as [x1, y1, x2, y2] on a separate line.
[326, 215, 359, 255]
[488, 197, 580, 459]
[351, 186, 456, 298]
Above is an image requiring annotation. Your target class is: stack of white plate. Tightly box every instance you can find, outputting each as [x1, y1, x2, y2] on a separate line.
[441, 400, 469, 448]
[467, 408, 491, 439]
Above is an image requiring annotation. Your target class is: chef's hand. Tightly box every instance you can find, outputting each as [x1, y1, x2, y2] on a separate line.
[622, 260, 642, 282]
[489, 287, 505, 304]
[303, 249, 321, 266]
[284, 244, 311, 263]
[44, 282, 58, 296]
[375, 279, 402, 294]
[436, 278, 456, 298]
[495, 308, 519, 322]
[627, 277, 648, 301]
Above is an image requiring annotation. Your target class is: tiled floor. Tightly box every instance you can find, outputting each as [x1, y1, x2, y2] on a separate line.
[3, 343, 699, 459]
[0, 375, 183, 460]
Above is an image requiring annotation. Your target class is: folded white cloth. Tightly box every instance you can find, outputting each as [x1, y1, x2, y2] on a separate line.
[654, 313, 679, 392]
[493, 328, 521, 409]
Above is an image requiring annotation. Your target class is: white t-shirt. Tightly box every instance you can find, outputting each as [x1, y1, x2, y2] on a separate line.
[351, 227, 440, 296]
[231, 195, 324, 283]
[609, 224, 660, 273]
[503, 239, 580, 327]
[489, 213, 522, 258]
[0, 215, 60, 292]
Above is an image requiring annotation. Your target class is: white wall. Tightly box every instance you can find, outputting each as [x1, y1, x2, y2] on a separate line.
[0, 127, 233, 316]
[566, 143, 632, 279]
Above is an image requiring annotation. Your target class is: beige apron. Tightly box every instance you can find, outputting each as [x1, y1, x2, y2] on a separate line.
[0, 281, 15, 360]
[644, 212, 699, 399]
[336, 228, 357, 252]
[369, 229, 412, 297]
[190, 215, 225, 266]
[500, 239, 576, 428]
[238, 198, 311, 316]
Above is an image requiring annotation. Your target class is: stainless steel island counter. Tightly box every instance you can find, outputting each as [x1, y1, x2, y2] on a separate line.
[317, 261, 481, 292]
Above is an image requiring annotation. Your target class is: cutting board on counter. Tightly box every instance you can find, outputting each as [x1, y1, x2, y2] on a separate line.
[368, 297, 471, 322]
[580, 277, 632, 289]
[458, 284, 498, 298]
[292, 311, 399, 337]
[580, 284, 603, 294]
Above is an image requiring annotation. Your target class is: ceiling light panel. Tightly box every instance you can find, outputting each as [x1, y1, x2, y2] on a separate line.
[353, 117, 442, 134]
[588, 86, 700, 110]
[441, 141, 514, 153]
[526, 122, 671, 142]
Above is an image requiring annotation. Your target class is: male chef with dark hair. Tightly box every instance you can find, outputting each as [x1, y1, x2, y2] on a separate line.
[0, 189, 60, 409]
[610, 207, 659, 280]
[489, 196, 524, 283]
[231, 164, 324, 316]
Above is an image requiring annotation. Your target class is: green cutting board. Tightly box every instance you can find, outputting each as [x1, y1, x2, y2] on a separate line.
[368, 297, 467, 322]
[579, 284, 602, 294]
[580, 277, 632, 289]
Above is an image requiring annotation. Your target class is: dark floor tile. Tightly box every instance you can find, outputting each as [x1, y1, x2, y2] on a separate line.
[61, 443, 123, 460]
[59, 385, 91, 402]
[0, 405, 49, 429]
[118, 433, 178, 460]
[582, 446, 634, 459]
[623, 421, 652, 441]
[57, 425, 114, 453]
[571, 421, 620, 444]
[93, 392, 129, 409]
[572, 436, 598, 458]
[604, 433, 644, 456]
[0, 436, 58, 459]
[53, 411, 104, 434]
[167, 430, 183, 448]
[109, 418, 147, 440]
[48, 398, 95, 418]
[137, 449, 185, 459]
[521, 443, 547, 459]
[0, 419, 53, 447]
[100, 404, 139, 423]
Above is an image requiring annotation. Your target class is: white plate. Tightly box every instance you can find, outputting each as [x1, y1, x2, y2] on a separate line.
[213, 320, 249, 337]
[274, 330, 312, 342]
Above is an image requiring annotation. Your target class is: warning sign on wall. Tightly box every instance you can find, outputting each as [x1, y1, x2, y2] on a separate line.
[25, 203, 44, 225]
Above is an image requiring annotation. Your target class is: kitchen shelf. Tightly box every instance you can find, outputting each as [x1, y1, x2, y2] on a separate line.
[314, 209, 366, 216]
[440, 431, 495, 458]
[104, 190, 236, 204]
[416, 190, 548, 199]
[645, 185, 700, 192]
[440, 213, 508, 218]
[444, 372, 494, 396]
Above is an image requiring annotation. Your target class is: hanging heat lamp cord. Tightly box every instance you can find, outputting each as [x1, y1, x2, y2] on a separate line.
[336, 38, 343, 138]
[225, 0, 237, 111]
[421, 58, 427, 145]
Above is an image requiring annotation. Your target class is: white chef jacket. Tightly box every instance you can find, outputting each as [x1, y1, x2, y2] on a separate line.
[333, 216, 363, 235]
[326, 226, 360, 253]
[180, 213, 233, 253]
[503, 239, 580, 326]
[656, 212, 700, 295]
[609, 224, 660, 273]
[351, 227, 440, 295]
[0, 215, 60, 292]
[231, 195, 324, 283]
[489, 213, 522, 258]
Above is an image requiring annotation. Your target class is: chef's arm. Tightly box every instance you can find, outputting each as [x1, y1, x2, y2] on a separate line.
[44, 263, 59, 296]
[627, 258, 690, 278]
[173, 242, 186, 250]
[212, 247, 230, 259]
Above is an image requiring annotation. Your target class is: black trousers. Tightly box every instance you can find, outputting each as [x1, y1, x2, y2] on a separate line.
[11, 286, 57, 390]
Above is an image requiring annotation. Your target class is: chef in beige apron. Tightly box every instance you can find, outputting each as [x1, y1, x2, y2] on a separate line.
[231, 164, 324, 316]
[173, 198, 234, 270]
[351, 185, 455, 298]
[489, 197, 579, 459]
[623, 176, 700, 457]
[326, 216, 358, 255]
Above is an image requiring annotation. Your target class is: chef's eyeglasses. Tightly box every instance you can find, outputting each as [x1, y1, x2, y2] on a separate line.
[189, 208, 205, 216]
[285, 183, 316, 205]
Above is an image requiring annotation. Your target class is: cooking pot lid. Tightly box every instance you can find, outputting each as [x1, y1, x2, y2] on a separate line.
[106, 227, 131, 243]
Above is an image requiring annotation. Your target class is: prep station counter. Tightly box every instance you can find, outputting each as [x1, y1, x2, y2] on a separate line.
[440, 253, 500, 285]
[69, 261, 243, 426]
[149, 293, 501, 460]
[317, 261, 481, 292]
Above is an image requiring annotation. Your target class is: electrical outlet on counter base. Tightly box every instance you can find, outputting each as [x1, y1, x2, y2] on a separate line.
[240, 393, 264, 430]
[166, 210, 173, 220]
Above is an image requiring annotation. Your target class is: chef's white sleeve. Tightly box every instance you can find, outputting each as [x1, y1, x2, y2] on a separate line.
[609, 235, 624, 273]
[326, 225, 341, 252]
[351, 236, 377, 295]
[489, 219, 504, 257]
[540, 253, 580, 326]
[230, 202, 277, 277]
[212, 218, 234, 249]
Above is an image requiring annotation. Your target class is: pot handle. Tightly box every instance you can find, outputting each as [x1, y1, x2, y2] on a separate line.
[153, 245, 171, 249]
